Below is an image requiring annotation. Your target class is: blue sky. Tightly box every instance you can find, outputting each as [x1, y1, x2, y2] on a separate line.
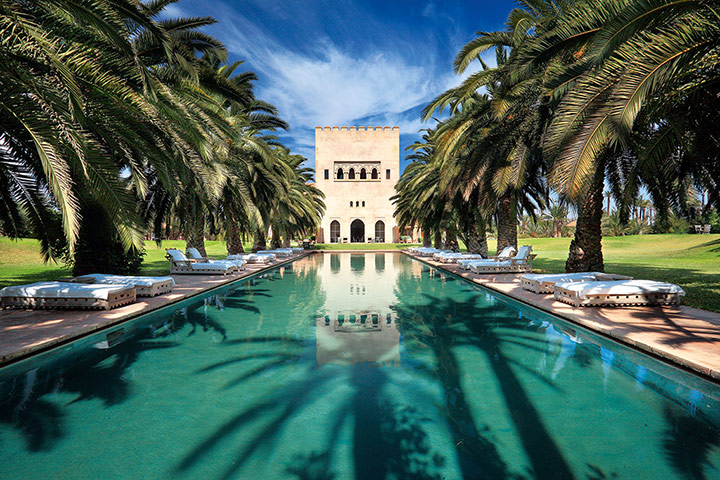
[164, 0, 518, 172]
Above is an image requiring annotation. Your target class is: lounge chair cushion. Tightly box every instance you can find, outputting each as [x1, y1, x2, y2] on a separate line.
[75, 274, 176, 287]
[186, 247, 204, 259]
[497, 246, 516, 258]
[190, 262, 233, 271]
[522, 272, 602, 284]
[556, 280, 685, 300]
[1, 281, 131, 300]
[167, 249, 188, 262]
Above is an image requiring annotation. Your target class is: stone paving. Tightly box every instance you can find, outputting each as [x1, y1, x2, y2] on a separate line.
[0, 252, 310, 366]
[406, 252, 720, 381]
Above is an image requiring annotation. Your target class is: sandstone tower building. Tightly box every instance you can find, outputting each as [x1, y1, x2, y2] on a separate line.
[314, 126, 400, 243]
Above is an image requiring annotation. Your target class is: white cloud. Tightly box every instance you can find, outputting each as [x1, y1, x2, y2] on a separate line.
[422, 2, 436, 18]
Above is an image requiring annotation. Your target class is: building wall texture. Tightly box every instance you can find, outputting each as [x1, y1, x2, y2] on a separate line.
[315, 126, 399, 243]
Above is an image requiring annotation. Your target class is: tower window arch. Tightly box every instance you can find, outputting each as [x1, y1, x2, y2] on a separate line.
[349, 201, 353, 207]
[371, 168, 378, 179]
[360, 168, 367, 179]
[337, 168, 344, 179]
[348, 168, 355, 179]
[330, 220, 340, 243]
[362, 201, 365, 207]
[375, 220, 385, 242]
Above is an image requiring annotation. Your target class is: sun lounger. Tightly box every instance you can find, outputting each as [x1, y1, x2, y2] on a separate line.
[0, 281, 136, 310]
[227, 253, 274, 264]
[73, 274, 175, 297]
[166, 249, 235, 275]
[257, 249, 292, 257]
[434, 252, 487, 264]
[521, 272, 633, 294]
[417, 248, 453, 257]
[186, 248, 245, 270]
[468, 245, 535, 274]
[553, 280, 685, 307]
[458, 246, 516, 270]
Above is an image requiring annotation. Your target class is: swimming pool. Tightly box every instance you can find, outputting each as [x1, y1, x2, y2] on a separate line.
[1, 253, 719, 479]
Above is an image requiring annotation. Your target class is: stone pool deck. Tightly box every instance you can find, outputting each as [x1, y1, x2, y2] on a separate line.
[405, 252, 720, 381]
[0, 251, 311, 366]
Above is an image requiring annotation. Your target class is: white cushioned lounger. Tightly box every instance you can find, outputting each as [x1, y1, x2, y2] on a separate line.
[227, 254, 274, 264]
[74, 274, 175, 297]
[459, 246, 516, 270]
[468, 246, 534, 274]
[0, 281, 136, 310]
[418, 249, 452, 257]
[186, 248, 244, 270]
[435, 253, 486, 264]
[553, 280, 685, 307]
[521, 272, 633, 294]
[290, 247, 304, 253]
[257, 249, 291, 257]
[166, 249, 235, 275]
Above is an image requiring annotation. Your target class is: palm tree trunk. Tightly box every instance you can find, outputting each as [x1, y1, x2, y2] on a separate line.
[226, 221, 244, 254]
[444, 229, 458, 251]
[433, 231, 442, 249]
[252, 228, 267, 252]
[465, 221, 488, 257]
[496, 191, 517, 253]
[422, 227, 431, 247]
[566, 167, 604, 273]
[270, 225, 282, 249]
[186, 209, 207, 257]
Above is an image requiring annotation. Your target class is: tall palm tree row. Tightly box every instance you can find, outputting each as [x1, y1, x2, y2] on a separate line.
[396, 0, 719, 272]
[0, 0, 324, 273]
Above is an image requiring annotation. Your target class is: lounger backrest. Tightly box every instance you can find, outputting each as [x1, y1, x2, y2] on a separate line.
[514, 245, 532, 260]
[186, 247, 202, 259]
[167, 249, 187, 262]
[498, 246, 516, 259]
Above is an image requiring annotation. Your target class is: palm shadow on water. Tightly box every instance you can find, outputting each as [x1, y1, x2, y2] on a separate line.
[391, 290, 574, 480]
[0, 291, 232, 453]
[662, 405, 720, 480]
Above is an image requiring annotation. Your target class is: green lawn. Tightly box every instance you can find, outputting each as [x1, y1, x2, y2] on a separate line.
[1, 234, 718, 311]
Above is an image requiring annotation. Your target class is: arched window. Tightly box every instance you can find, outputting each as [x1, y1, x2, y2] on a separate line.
[348, 168, 355, 179]
[330, 220, 340, 243]
[360, 168, 367, 179]
[375, 220, 385, 242]
[355, 201, 359, 207]
[337, 168, 344, 179]
[349, 201, 353, 207]
[350, 219, 365, 243]
[362, 201, 365, 207]
[371, 168, 378, 179]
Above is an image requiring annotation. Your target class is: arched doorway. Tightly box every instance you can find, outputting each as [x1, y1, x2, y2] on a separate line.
[337, 168, 344, 179]
[348, 168, 356, 179]
[360, 168, 367, 179]
[371, 168, 378, 179]
[350, 219, 365, 243]
[330, 220, 340, 243]
[374, 220, 385, 242]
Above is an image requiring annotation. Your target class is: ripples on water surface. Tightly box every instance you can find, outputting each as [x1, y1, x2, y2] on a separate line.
[0, 253, 719, 479]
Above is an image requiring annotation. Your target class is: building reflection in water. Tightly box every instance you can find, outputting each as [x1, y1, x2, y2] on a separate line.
[314, 253, 404, 366]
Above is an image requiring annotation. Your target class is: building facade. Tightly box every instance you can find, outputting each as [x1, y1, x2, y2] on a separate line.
[314, 126, 400, 243]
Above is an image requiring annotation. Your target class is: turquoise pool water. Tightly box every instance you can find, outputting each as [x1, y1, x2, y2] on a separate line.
[1, 253, 719, 479]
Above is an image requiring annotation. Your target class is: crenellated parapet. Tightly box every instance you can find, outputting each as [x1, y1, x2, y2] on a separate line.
[315, 126, 399, 132]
